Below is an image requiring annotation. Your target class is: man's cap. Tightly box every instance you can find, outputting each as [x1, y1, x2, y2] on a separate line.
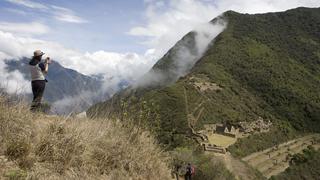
[33, 50, 45, 57]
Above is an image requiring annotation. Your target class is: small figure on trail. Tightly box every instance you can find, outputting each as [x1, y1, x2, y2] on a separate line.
[185, 163, 195, 180]
[29, 50, 51, 111]
[172, 164, 181, 180]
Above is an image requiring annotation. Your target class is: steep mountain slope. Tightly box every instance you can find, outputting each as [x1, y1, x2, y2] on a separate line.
[5, 58, 107, 114]
[133, 18, 225, 89]
[88, 7, 320, 153]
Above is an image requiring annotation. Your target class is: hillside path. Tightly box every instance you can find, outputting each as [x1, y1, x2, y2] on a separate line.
[242, 134, 320, 179]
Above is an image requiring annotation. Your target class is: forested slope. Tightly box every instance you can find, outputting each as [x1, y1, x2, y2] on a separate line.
[88, 7, 320, 154]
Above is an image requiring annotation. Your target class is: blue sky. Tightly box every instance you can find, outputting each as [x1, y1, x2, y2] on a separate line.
[0, 0, 149, 53]
[1, 0, 319, 54]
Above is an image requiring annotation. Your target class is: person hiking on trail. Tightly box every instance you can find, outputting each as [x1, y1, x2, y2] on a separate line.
[29, 50, 51, 111]
[185, 163, 194, 180]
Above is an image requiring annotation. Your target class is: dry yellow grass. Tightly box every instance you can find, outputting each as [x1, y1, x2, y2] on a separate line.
[0, 96, 172, 180]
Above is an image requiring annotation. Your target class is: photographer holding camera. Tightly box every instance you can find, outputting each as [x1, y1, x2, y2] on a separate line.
[29, 50, 51, 111]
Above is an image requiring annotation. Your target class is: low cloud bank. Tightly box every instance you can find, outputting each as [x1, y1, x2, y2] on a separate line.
[135, 18, 226, 87]
[130, 0, 320, 55]
[0, 30, 156, 94]
[0, 30, 155, 114]
[0, 52, 31, 94]
[50, 90, 103, 115]
[173, 19, 226, 77]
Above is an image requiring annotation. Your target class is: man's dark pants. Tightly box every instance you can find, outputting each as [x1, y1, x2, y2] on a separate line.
[31, 80, 46, 111]
[185, 174, 192, 180]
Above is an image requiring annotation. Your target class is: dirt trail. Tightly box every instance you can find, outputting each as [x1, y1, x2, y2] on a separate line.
[212, 152, 262, 180]
[242, 134, 320, 179]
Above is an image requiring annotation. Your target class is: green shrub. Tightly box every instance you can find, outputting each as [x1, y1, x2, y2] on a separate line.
[4, 169, 27, 180]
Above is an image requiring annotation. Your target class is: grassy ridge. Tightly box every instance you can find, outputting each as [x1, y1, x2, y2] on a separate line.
[0, 96, 171, 179]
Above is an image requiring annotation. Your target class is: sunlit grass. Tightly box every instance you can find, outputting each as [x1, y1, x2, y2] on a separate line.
[0, 95, 171, 179]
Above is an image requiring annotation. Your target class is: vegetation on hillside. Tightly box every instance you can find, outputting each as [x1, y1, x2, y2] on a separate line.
[228, 121, 298, 157]
[170, 147, 236, 180]
[88, 7, 320, 158]
[0, 96, 171, 179]
[271, 147, 320, 180]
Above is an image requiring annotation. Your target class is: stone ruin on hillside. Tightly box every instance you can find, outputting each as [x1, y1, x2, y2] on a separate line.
[198, 118, 273, 153]
[202, 143, 227, 153]
[203, 123, 239, 138]
[238, 117, 272, 135]
[202, 117, 273, 138]
[188, 76, 222, 92]
[184, 82, 272, 153]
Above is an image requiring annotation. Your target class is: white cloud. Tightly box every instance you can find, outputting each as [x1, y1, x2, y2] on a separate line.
[134, 19, 226, 87]
[5, 1, 87, 24]
[54, 14, 87, 24]
[0, 52, 31, 94]
[5, 0, 47, 9]
[0, 30, 156, 95]
[129, 0, 320, 58]
[50, 90, 97, 114]
[128, 0, 221, 58]
[0, 30, 158, 113]
[215, 0, 320, 14]
[0, 22, 49, 36]
[51, 5, 88, 24]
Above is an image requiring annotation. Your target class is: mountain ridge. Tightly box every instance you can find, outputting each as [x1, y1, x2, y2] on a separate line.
[88, 7, 320, 155]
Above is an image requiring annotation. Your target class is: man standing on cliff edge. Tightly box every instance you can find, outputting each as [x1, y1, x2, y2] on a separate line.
[29, 50, 51, 111]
